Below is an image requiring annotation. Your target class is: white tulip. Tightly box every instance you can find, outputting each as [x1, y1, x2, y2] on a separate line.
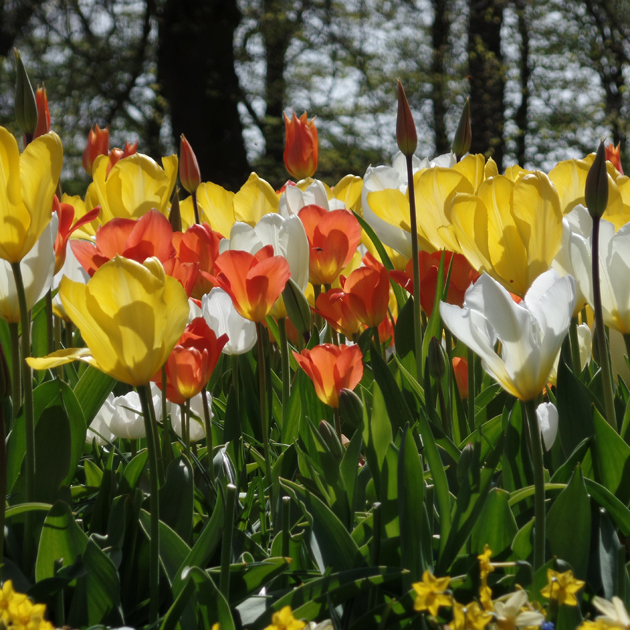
[536, 402, 558, 451]
[105, 383, 162, 440]
[87, 393, 116, 446]
[440, 269, 576, 401]
[169, 392, 209, 442]
[278, 179, 346, 217]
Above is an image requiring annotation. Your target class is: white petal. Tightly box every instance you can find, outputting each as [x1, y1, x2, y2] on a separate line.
[536, 402, 558, 450]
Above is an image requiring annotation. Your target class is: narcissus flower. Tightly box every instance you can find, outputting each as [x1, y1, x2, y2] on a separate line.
[541, 569, 585, 606]
[0, 127, 63, 263]
[211, 246, 291, 322]
[283, 111, 318, 180]
[342, 253, 390, 327]
[591, 596, 630, 628]
[157, 317, 228, 404]
[293, 344, 363, 408]
[299, 205, 362, 285]
[27, 256, 189, 387]
[412, 570, 451, 616]
[440, 270, 575, 401]
[449, 601, 493, 630]
[264, 605, 306, 630]
[491, 590, 545, 630]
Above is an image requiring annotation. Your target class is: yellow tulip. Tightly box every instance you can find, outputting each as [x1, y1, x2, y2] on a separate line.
[91, 152, 178, 224]
[446, 172, 563, 296]
[27, 256, 189, 386]
[333, 174, 363, 213]
[0, 128, 63, 263]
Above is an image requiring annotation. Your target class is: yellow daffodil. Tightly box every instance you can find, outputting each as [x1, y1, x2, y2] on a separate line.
[490, 590, 545, 630]
[91, 151, 178, 224]
[579, 621, 619, 630]
[540, 569, 585, 606]
[478, 545, 494, 578]
[0, 580, 21, 624]
[0, 128, 63, 263]
[449, 601, 493, 630]
[182, 172, 278, 235]
[591, 596, 630, 629]
[446, 172, 563, 296]
[27, 256, 189, 386]
[264, 606, 306, 630]
[412, 569, 452, 616]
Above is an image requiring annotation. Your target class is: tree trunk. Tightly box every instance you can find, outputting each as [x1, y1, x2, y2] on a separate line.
[432, 0, 451, 155]
[467, 0, 506, 168]
[158, 0, 250, 191]
[515, 0, 530, 167]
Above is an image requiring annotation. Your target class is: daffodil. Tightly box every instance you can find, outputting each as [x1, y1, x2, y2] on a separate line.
[591, 596, 630, 629]
[490, 590, 545, 630]
[27, 256, 189, 386]
[540, 569, 585, 606]
[449, 601, 493, 630]
[412, 569, 452, 616]
[0, 128, 63, 263]
[440, 269, 575, 401]
[264, 605, 306, 630]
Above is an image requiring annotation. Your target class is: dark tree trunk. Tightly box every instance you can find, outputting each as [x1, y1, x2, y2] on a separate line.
[432, 0, 451, 155]
[0, 1, 44, 57]
[158, 0, 250, 192]
[515, 0, 530, 167]
[467, 0, 506, 168]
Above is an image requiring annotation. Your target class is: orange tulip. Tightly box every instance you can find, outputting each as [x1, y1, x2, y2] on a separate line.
[606, 142, 624, 175]
[33, 85, 50, 139]
[179, 134, 201, 193]
[342, 253, 390, 328]
[390, 251, 479, 316]
[315, 288, 363, 338]
[211, 245, 291, 322]
[293, 344, 364, 408]
[156, 317, 228, 404]
[283, 110, 318, 180]
[452, 356, 469, 400]
[377, 312, 394, 347]
[299, 205, 362, 286]
[83, 125, 110, 175]
[106, 141, 138, 177]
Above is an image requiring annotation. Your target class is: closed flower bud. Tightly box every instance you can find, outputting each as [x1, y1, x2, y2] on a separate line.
[318, 419, 344, 462]
[179, 134, 201, 193]
[428, 337, 446, 380]
[170, 186, 182, 233]
[33, 85, 51, 139]
[14, 49, 38, 137]
[396, 80, 417, 156]
[83, 125, 110, 175]
[338, 388, 364, 429]
[283, 111, 318, 180]
[282, 277, 312, 340]
[452, 98, 471, 160]
[457, 442, 474, 486]
[585, 141, 609, 219]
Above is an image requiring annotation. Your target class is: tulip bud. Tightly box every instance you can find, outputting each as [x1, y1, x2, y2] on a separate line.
[318, 420, 344, 463]
[338, 388, 363, 429]
[585, 141, 609, 219]
[457, 442, 474, 486]
[83, 124, 110, 175]
[170, 186, 182, 232]
[14, 49, 38, 137]
[605, 143, 624, 175]
[452, 356, 469, 399]
[282, 277, 312, 340]
[428, 337, 446, 380]
[180, 134, 201, 193]
[33, 85, 51, 139]
[452, 98, 472, 161]
[283, 111, 318, 180]
[396, 80, 417, 156]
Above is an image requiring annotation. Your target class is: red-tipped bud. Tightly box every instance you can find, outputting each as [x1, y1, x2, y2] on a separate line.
[83, 125, 110, 175]
[585, 141, 609, 219]
[283, 111, 318, 180]
[33, 85, 51, 139]
[452, 98, 472, 160]
[396, 80, 417, 156]
[179, 134, 201, 193]
[605, 143, 624, 175]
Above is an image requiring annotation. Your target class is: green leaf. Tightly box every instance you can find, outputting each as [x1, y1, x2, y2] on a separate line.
[501, 403, 533, 496]
[421, 252, 446, 373]
[36, 501, 88, 581]
[59, 381, 87, 486]
[546, 466, 591, 578]
[160, 455, 194, 543]
[5, 502, 52, 519]
[118, 450, 148, 494]
[74, 366, 116, 426]
[512, 518, 534, 562]
[550, 437, 591, 484]
[584, 478, 630, 537]
[180, 566, 235, 630]
[471, 488, 517, 559]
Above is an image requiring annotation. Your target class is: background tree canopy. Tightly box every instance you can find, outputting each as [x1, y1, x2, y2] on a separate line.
[0, 0, 628, 193]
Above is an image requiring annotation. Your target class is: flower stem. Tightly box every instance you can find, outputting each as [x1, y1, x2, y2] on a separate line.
[45, 290, 54, 354]
[220, 483, 237, 600]
[0, 398, 7, 582]
[523, 398, 545, 570]
[137, 383, 161, 626]
[569, 316, 582, 375]
[256, 323, 273, 484]
[278, 318, 291, 430]
[9, 323, 20, 428]
[467, 346, 475, 430]
[405, 154, 423, 384]
[181, 400, 190, 459]
[592, 216, 617, 429]
[201, 388, 214, 484]
[231, 354, 240, 411]
[192, 190, 200, 224]
[160, 366, 172, 466]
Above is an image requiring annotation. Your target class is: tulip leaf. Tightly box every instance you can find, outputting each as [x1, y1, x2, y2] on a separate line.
[584, 478, 630, 537]
[471, 488, 517, 559]
[281, 377, 301, 445]
[550, 437, 591, 484]
[73, 365, 116, 426]
[501, 402, 534, 498]
[599, 509, 625, 601]
[159, 455, 194, 543]
[118, 450, 148, 494]
[421, 252, 446, 373]
[36, 500, 88, 581]
[179, 566, 235, 630]
[512, 517, 534, 561]
[59, 380, 87, 486]
[546, 465, 591, 579]
[31, 307, 48, 383]
[591, 407, 630, 504]
[0, 319, 11, 376]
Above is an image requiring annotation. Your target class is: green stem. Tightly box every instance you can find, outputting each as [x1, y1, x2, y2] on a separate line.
[278, 318, 291, 430]
[467, 346, 475, 430]
[160, 367, 172, 466]
[406, 154, 423, 384]
[281, 495, 291, 589]
[592, 217, 617, 429]
[220, 483, 237, 600]
[523, 398, 545, 570]
[333, 406, 342, 442]
[192, 190, 200, 224]
[231, 354, 240, 411]
[9, 323, 20, 427]
[0, 399, 6, 582]
[137, 383, 161, 626]
[201, 388, 214, 484]
[11, 262, 35, 569]
[181, 401, 190, 460]
[569, 316, 582, 375]
[256, 323, 273, 484]
[65, 320, 73, 349]
[145, 388, 165, 487]
[45, 290, 54, 355]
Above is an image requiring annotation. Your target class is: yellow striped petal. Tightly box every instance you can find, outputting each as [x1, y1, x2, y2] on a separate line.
[182, 180, 235, 236]
[333, 175, 363, 213]
[453, 154, 486, 192]
[234, 173, 278, 226]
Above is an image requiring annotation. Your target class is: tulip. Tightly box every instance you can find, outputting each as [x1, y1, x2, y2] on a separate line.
[106, 140, 138, 177]
[211, 246, 291, 322]
[33, 86, 51, 140]
[452, 357, 469, 399]
[315, 289, 362, 338]
[279, 178, 346, 218]
[27, 256, 190, 387]
[202, 288, 257, 355]
[157, 318, 228, 404]
[298, 205, 362, 286]
[179, 135, 201, 194]
[82, 125, 110, 175]
[283, 110, 318, 180]
[293, 344, 364, 408]
[606, 143, 624, 175]
[170, 392, 208, 442]
[0, 128, 63, 264]
[342, 254, 390, 328]
[440, 269, 575, 401]
[52, 244, 90, 322]
[396, 80, 417, 156]
[452, 98, 472, 160]
[105, 385, 163, 440]
[87, 394, 116, 446]
[536, 402, 558, 451]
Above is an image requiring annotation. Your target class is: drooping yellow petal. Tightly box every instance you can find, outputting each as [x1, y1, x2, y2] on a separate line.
[27, 347, 95, 371]
[504, 164, 532, 182]
[512, 172, 563, 288]
[182, 181, 236, 236]
[453, 154, 486, 192]
[333, 175, 363, 213]
[607, 176, 630, 231]
[234, 173, 278, 226]
[484, 157, 499, 179]
[479, 176, 528, 295]
[548, 158, 590, 215]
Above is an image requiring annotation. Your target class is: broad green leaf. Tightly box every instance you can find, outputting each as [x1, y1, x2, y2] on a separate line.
[74, 366, 116, 426]
[584, 478, 630, 537]
[59, 381, 87, 486]
[512, 518, 534, 562]
[471, 488, 517, 559]
[180, 566, 235, 630]
[160, 455, 194, 543]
